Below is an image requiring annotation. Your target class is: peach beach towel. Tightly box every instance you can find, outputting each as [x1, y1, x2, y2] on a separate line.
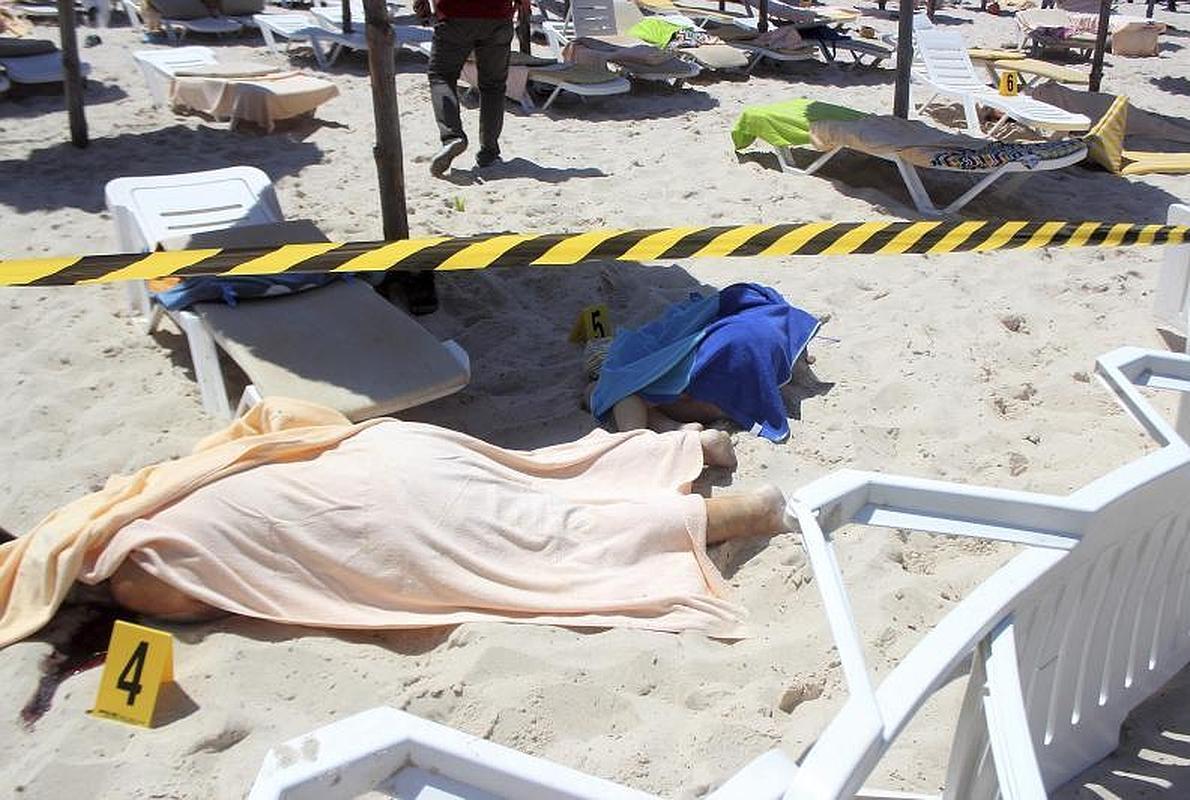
[1, 401, 747, 647]
[0, 399, 379, 648]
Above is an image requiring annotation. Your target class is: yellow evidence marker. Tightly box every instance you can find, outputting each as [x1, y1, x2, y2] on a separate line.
[91, 620, 174, 727]
[998, 70, 1021, 97]
[568, 304, 613, 344]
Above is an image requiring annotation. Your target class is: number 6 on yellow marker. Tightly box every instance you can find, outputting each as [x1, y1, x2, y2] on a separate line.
[91, 621, 174, 727]
[998, 70, 1020, 97]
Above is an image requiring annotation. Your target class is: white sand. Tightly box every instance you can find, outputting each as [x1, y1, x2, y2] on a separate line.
[1, 3, 1189, 797]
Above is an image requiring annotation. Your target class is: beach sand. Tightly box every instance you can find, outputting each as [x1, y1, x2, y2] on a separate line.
[1, 3, 1189, 797]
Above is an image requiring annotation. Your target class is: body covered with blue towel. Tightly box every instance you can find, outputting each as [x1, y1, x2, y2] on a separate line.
[591, 283, 819, 442]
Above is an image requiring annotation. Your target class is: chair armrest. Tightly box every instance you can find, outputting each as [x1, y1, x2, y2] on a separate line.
[781, 468, 1078, 799]
[792, 469, 1085, 550]
[1096, 346, 1190, 448]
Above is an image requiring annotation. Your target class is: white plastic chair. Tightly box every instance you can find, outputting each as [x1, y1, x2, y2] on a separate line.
[247, 345, 1190, 799]
[105, 167, 470, 420]
[254, 12, 334, 66]
[131, 45, 216, 107]
[914, 30, 1090, 138]
[1153, 204, 1190, 338]
[307, 5, 433, 65]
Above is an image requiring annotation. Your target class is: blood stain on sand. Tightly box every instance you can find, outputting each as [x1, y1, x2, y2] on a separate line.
[19, 606, 122, 729]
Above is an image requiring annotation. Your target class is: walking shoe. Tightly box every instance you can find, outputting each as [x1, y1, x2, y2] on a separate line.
[430, 138, 467, 177]
[475, 148, 501, 168]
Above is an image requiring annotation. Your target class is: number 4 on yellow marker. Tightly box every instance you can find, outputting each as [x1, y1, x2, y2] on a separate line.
[91, 621, 174, 727]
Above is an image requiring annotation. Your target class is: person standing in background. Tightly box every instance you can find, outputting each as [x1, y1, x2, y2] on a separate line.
[415, 0, 515, 175]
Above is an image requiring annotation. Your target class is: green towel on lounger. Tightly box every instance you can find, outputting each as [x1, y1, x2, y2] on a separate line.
[731, 99, 867, 151]
[627, 17, 685, 48]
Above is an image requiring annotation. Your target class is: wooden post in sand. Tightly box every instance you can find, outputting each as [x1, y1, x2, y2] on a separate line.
[364, 0, 410, 240]
[57, 0, 88, 147]
[892, 0, 913, 118]
[342, 0, 353, 34]
[1088, 0, 1112, 92]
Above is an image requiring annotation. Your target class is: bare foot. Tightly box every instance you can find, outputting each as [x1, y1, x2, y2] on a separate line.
[699, 429, 737, 469]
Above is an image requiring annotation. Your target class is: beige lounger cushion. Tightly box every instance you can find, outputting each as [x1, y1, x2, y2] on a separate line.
[161, 222, 469, 420]
[199, 282, 469, 420]
[149, 0, 211, 20]
[811, 115, 1084, 169]
[678, 43, 748, 70]
[217, 0, 264, 14]
[528, 63, 623, 84]
[170, 70, 339, 130]
[173, 60, 280, 78]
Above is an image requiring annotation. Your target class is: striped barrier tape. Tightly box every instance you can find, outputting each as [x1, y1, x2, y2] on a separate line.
[2, 219, 1187, 287]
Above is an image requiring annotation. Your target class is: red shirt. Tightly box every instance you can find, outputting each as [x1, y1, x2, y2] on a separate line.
[436, 0, 515, 19]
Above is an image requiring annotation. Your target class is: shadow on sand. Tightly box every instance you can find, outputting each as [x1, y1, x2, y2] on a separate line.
[0, 124, 324, 213]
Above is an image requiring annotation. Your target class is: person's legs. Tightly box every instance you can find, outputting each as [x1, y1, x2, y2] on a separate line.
[612, 394, 650, 431]
[108, 558, 224, 623]
[427, 18, 475, 174]
[472, 17, 514, 163]
[704, 485, 787, 544]
[657, 396, 727, 425]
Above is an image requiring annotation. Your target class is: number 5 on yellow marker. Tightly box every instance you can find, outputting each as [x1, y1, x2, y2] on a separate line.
[568, 304, 613, 344]
[91, 620, 174, 727]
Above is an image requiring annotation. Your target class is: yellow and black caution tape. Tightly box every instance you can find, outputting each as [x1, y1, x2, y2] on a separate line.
[2, 219, 1186, 287]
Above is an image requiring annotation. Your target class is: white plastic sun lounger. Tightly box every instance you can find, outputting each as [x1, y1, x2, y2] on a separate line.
[780, 138, 1087, 216]
[132, 45, 215, 107]
[540, 0, 700, 85]
[255, 12, 336, 66]
[307, 5, 433, 64]
[105, 167, 470, 420]
[249, 345, 1190, 799]
[121, 0, 243, 43]
[915, 29, 1090, 138]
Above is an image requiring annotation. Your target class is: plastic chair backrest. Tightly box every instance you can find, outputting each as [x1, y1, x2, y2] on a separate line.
[947, 389, 1190, 796]
[136, 45, 217, 74]
[104, 167, 283, 252]
[570, 0, 618, 37]
[916, 29, 985, 90]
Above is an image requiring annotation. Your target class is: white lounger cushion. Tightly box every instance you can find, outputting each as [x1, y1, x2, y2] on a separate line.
[198, 281, 469, 420]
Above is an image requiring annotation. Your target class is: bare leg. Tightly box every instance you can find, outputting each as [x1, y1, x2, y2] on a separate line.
[704, 485, 787, 544]
[657, 396, 726, 425]
[647, 406, 702, 433]
[612, 394, 650, 431]
[699, 429, 737, 469]
[108, 558, 225, 623]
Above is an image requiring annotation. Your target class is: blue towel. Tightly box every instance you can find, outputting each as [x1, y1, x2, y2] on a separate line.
[155, 273, 381, 312]
[591, 283, 820, 442]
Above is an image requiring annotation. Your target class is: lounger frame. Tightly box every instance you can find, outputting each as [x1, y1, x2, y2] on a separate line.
[772, 142, 1087, 216]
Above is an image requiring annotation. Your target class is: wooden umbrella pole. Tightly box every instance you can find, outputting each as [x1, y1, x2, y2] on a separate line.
[1088, 0, 1112, 92]
[57, 0, 88, 147]
[892, 0, 914, 118]
[342, 0, 353, 34]
[758, 0, 768, 34]
[364, 0, 409, 240]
